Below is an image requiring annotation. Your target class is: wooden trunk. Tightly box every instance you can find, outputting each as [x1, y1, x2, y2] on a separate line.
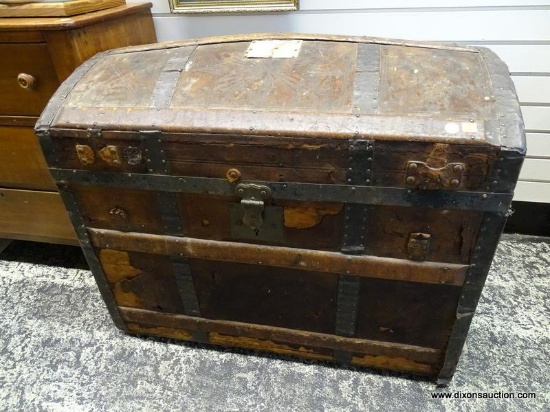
[36, 34, 525, 383]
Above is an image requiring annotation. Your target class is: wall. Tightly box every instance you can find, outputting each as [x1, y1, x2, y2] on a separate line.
[148, 0, 550, 202]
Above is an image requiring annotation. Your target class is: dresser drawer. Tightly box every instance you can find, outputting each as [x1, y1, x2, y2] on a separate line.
[0, 187, 77, 245]
[0, 125, 57, 190]
[0, 43, 60, 116]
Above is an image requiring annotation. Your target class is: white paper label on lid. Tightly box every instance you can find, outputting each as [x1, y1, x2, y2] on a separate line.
[444, 122, 460, 134]
[245, 40, 303, 59]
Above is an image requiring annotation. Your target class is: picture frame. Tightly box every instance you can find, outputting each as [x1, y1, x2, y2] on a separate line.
[168, 0, 299, 14]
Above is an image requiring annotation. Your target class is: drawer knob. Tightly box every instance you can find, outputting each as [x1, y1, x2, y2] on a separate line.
[17, 73, 37, 90]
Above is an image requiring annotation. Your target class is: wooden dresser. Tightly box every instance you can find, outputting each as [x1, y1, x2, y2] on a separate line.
[0, 3, 156, 245]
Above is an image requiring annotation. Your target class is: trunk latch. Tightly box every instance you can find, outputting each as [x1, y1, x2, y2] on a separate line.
[407, 232, 431, 261]
[230, 183, 283, 242]
[235, 183, 272, 231]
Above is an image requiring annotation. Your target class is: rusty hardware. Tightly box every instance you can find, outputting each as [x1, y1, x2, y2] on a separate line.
[407, 232, 431, 261]
[99, 145, 121, 167]
[17, 73, 37, 90]
[86, 128, 102, 139]
[109, 207, 130, 232]
[109, 207, 128, 221]
[405, 161, 465, 190]
[225, 168, 242, 183]
[231, 181, 283, 242]
[234, 183, 272, 230]
[75, 144, 95, 166]
[124, 146, 143, 165]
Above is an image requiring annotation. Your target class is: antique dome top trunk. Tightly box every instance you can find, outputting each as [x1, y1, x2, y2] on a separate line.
[36, 34, 525, 384]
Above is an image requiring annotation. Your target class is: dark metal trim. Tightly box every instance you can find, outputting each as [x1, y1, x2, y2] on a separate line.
[437, 211, 508, 385]
[35, 52, 106, 168]
[172, 257, 209, 339]
[141, 131, 183, 236]
[356, 43, 381, 73]
[87, 127, 102, 139]
[140, 132, 203, 321]
[346, 139, 374, 186]
[35, 128, 59, 168]
[171, 257, 202, 317]
[335, 139, 373, 358]
[141, 130, 169, 175]
[56, 186, 127, 332]
[478, 47, 526, 198]
[342, 139, 373, 253]
[341, 203, 368, 255]
[353, 43, 380, 115]
[486, 148, 526, 194]
[478, 47, 526, 152]
[157, 192, 183, 236]
[149, 47, 196, 109]
[35, 51, 106, 130]
[335, 275, 361, 335]
[51, 169, 513, 213]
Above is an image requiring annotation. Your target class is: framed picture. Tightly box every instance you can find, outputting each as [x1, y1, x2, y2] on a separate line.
[169, 0, 299, 14]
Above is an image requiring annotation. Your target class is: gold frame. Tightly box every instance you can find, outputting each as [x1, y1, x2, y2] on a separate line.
[169, 0, 299, 14]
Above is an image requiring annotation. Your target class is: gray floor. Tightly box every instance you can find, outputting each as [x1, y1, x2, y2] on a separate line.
[0, 234, 548, 412]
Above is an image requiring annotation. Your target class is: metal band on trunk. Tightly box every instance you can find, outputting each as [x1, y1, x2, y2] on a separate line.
[149, 47, 196, 109]
[334, 139, 374, 362]
[342, 139, 374, 254]
[50, 169, 512, 213]
[141, 131, 203, 319]
[171, 257, 208, 341]
[141, 130, 184, 236]
[352, 43, 380, 115]
[57, 185, 128, 332]
[437, 211, 508, 385]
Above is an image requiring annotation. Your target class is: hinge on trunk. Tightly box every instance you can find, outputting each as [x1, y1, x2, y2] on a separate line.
[86, 127, 102, 139]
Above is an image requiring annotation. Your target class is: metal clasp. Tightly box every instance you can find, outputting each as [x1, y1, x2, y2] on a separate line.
[407, 232, 431, 261]
[235, 183, 272, 230]
[75, 144, 95, 166]
[98, 145, 121, 167]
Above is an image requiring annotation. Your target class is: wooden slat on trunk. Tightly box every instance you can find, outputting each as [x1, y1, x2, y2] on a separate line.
[89, 228, 468, 286]
[121, 306, 443, 375]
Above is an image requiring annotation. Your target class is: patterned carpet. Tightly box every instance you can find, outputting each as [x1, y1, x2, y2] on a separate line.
[0, 234, 548, 412]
